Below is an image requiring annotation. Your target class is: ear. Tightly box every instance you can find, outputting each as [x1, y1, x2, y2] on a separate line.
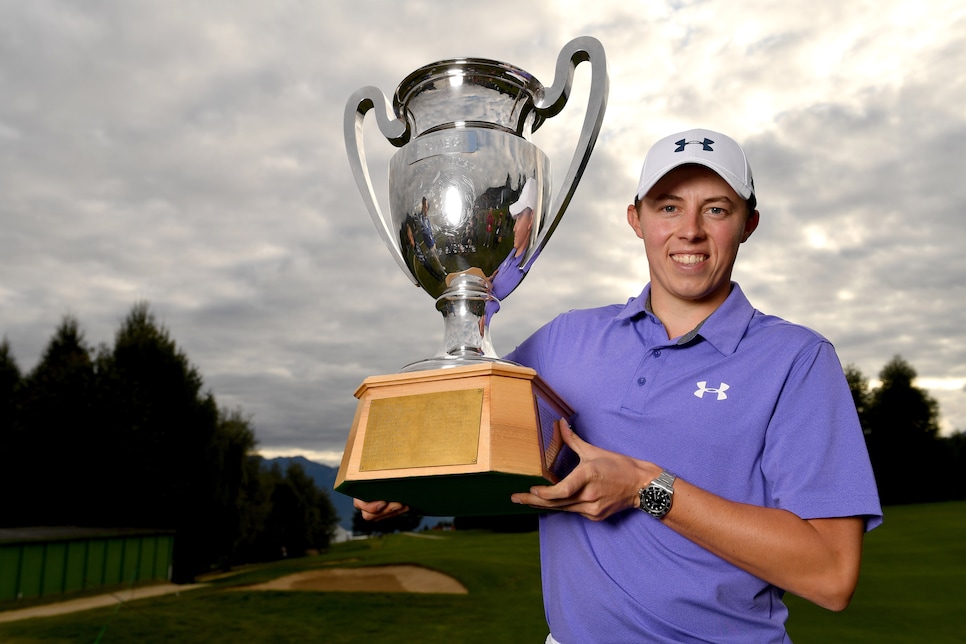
[741, 209, 760, 243]
[627, 203, 644, 239]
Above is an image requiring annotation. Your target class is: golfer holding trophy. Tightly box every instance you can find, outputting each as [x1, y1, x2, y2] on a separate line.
[335, 37, 608, 516]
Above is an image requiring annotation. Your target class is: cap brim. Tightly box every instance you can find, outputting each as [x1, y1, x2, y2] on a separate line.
[637, 158, 753, 202]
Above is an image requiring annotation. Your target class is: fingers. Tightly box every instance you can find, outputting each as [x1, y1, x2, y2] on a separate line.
[557, 417, 591, 460]
[509, 419, 589, 510]
[511, 466, 589, 510]
[562, 416, 595, 446]
[511, 489, 579, 510]
[512, 425, 651, 522]
[353, 498, 409, 522]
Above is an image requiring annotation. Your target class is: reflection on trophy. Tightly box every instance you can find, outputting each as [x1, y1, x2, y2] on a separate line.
[335, 37, 608, 516]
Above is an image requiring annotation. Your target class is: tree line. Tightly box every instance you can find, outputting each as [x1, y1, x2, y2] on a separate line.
[2, 304, 963, 578]
[847, 356, 966, 505]
[0, 304, 337, 582]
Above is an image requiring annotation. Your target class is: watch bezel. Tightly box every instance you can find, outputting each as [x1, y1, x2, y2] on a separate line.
[639, 471, 676, 518]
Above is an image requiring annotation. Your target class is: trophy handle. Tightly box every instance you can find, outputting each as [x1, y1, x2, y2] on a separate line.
[522, 36, 609, 271]
[344, 86, 419, 285]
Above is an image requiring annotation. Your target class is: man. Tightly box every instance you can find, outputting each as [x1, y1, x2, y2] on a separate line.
[357, 129, 882, 642]
[509, 178, 536, 259]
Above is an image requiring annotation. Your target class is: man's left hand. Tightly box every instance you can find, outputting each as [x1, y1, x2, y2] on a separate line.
[510, 421, 658, 521]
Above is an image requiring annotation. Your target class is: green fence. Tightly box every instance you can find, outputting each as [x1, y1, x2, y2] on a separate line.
[0, 527, 174, 602]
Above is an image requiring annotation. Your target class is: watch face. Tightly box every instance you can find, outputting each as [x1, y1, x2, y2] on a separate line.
[642, 486, 672, 517]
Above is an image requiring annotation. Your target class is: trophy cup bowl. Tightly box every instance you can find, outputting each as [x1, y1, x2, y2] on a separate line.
[335, 37, 608, 516]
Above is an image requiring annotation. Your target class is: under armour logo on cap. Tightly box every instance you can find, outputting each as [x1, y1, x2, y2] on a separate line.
[674, 138, 715, 153]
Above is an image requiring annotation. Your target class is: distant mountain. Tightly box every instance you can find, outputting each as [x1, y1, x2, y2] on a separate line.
[261, 456, 355, 530]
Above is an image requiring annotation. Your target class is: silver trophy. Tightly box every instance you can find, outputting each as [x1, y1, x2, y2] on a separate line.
[335, 37, 607, 516]
[345, 36, 607, 371]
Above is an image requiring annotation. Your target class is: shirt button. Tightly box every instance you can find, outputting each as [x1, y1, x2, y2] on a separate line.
[652, 349, 662, 357]
[637, 377, 647, 386]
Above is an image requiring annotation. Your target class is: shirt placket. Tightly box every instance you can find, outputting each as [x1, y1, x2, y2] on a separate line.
[622, 314, 672, 414]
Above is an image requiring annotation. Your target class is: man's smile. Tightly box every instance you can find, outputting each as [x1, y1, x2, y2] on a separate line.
[671, 253, 708, 266]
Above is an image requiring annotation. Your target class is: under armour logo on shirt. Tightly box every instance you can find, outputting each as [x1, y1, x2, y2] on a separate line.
[694, 381, 729, 400]
[675, 138, 715, 152]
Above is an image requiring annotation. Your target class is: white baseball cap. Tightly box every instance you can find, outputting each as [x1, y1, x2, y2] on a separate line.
[509, 179, 536, 216]
[635, 129, 755, 203]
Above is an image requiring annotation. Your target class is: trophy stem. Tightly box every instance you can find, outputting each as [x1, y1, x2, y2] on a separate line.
[399, 271, 507, 372]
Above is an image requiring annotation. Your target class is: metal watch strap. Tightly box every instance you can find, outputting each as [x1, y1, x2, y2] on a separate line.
[652, 470, 676, 493]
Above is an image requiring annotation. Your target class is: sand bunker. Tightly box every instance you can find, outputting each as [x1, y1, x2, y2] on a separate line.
[242, 565, 468, 594]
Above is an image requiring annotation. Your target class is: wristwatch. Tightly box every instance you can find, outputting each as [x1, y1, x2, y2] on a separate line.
[639, 470, 676, 519]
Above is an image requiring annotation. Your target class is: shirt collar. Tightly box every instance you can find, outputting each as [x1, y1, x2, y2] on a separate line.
[615, 282, 756, 355]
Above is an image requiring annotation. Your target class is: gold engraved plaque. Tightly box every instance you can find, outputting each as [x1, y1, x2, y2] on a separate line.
[359, 388, 483, 471]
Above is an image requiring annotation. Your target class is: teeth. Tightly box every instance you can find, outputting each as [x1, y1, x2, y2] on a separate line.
[673, 254, 706, 265]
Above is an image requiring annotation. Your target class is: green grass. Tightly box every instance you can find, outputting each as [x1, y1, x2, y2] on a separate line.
[0, 531, 547, 643]
[786, 501, 966, 643]
[2, 501, 964, 643]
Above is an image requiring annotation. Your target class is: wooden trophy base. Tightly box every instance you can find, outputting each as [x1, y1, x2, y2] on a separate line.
[334, 362, 576, 517]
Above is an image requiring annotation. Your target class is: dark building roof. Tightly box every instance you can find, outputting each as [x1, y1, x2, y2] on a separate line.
[0, 526, 174, 545]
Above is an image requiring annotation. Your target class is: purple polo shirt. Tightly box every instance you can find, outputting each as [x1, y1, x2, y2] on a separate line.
[505, 283, 881, 643]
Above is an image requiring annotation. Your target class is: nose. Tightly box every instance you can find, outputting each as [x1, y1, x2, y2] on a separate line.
[678, 207, 705, 241]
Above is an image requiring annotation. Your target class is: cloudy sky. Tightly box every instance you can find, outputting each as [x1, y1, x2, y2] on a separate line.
[2, 0, 964, 466]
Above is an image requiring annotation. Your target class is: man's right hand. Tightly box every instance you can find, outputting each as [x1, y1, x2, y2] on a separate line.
[354, 498, 410, 522]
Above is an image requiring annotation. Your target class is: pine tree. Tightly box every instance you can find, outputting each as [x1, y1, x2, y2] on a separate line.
[865, 355, 942, 504]
[16, 318, 98, 525]
[0, 338, 23, 525]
